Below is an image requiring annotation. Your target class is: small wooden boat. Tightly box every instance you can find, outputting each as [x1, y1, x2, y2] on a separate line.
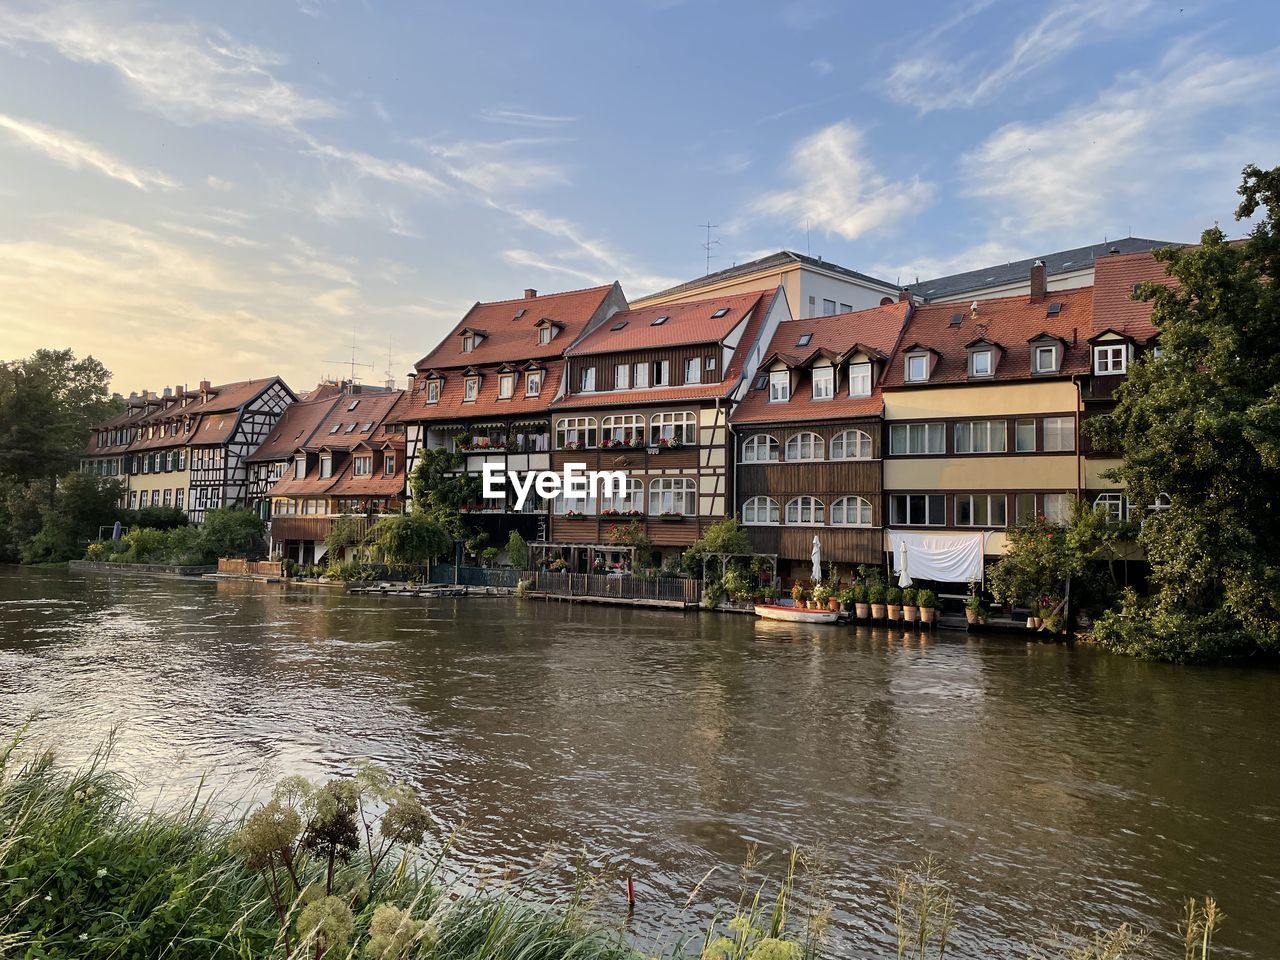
[753, 603, 840, 624]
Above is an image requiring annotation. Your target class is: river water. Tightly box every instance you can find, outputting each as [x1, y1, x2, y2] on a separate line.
[1, 566, 1277, 957]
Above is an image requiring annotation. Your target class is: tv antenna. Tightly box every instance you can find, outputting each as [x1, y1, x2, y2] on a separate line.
[324, 331, 373, 384]
[697, 221, 720, 275]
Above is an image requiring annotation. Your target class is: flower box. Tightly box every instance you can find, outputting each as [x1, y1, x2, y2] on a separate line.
[562, 440, 584, 451]
[658, 512, 686, 520]
[655, 437, 685, 450]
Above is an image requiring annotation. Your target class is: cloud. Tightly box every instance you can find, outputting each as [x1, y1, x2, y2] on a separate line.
[0, 5, 338, 129]
[156, 220, 263, 249]
[808, 58, 832, 76]
[885, 0, 1153, 112]
[750, 121, 933, 240]
[479, 107, 576, 128]
[0, 112, 176, 190]
[205, 175, 233, 190]
[416, 136, 570, 193]
[302, 136, 449, 193]
[960, 42, 1280, 233]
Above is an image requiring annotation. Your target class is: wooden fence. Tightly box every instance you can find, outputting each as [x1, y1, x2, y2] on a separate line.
[532, 571, 701, 604]
[217, 558, 283, 577]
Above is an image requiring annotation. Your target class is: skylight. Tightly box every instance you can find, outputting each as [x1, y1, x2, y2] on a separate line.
[754, 375, 768, 390]
[514, 308, 527, 320]
[329, 424, 341, 434]
[711, 307, 730, 318]
[1047, 302, 1063, 316]
[949, 312, 963, 327]
[345, 423, 357, 433]
[796, 333, 812, 348]
[348, 399, 359, 410]
[651, 315, 669, 326]
[611, 320, 629, 331]
[363, 422, 373, 432]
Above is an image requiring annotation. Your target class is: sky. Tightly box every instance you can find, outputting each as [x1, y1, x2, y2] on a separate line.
[0, 0, 1276, 395]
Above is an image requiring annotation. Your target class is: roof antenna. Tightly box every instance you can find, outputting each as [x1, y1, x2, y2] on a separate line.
[324, 328, 373, 385]
[805, 218, 811, 257]
[697, 221, 720, 275]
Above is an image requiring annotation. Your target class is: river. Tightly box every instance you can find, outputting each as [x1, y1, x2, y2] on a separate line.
[1, 565, 1277, 957]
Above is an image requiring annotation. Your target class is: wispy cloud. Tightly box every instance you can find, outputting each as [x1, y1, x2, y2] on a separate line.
[479, 107, 576, 128]
[749, 120, 933, 241]
[301, 136, 449, 193]
[885, 0, 1154, 112]
[808, 58, 833, 76]
[416, 136, 571, 193]
[0, 4, 338, 129]
[0, 112, 176, 190]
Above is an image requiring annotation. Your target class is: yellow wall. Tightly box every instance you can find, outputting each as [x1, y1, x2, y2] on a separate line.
[885, 455, 1078, 491]
[1084, 456, 1124, 489]
[131, 465, 191, 508]
[885, 381, 1078, 419]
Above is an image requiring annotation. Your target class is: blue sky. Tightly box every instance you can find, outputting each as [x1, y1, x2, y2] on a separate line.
[0, 0, 1276, 391]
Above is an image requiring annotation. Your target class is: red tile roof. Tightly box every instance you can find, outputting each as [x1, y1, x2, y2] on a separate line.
[880, 289, 1094, 389]
[1091, 251, 1176, 341]
[733, 301, 911, 424]
[567, 291, 764, 355]
[396, 361, 563, 424]
[306, 391, 404, 452]
[247, 394, 341, 462]
[413, 284, 618, 372]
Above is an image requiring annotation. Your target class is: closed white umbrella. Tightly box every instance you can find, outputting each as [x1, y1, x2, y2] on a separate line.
[897, 539, 912, 588]
[810, 534, 822, 584]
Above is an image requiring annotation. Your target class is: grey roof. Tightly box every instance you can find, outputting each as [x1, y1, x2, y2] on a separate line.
[638, 250, 899, 302]
[915, 237, 1182, 301]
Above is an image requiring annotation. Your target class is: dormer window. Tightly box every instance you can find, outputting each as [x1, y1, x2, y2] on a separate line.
[969, 349, 993, 378]
[463, 376, 479, 401]
[526, 371, 542, 396]
[294, 454, 306, 480]
[498, 373, 515, 399]
[580, 367, 596, 392]
[849, 361, 872, 397]
[768, 370, 789, 402]
[426, 380, 440, 403]
[905, 353, 929, 383]
[811, 365, 834, 400]
[685, 357, 702, 385]
[1094, 344, 1127, 375]
[462, 333, 475, 353]
[1034, 344, 1059, 374]
[320, 454, 333, 479]
[538, 326, 552, 345]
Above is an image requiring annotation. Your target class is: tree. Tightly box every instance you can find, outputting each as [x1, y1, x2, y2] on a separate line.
[22, 472, 126, 563]
[324, 515, 369, 560]
[408, 446, 479, 538]
[365, 511, 451, 570]
[505, 529, 529, 570]
[1085, 164, 1280, 662]
[199, 507, 266, 561]
[682, 517, 754, 576]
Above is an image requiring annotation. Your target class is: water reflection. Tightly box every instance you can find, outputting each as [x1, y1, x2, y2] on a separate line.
[1, 566, 1278, 957]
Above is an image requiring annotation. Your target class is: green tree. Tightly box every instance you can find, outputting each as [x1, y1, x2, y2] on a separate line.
[408, 446, 479, 538]
[1085, 164, 1280, 662]
[324, 514, 369, 560]
[683, 517, 754, 574]
[366, 511, 451, 570]
[199, 507, 267, 561]
[505, 529, 529, 570]
[22, 472, 126, 563]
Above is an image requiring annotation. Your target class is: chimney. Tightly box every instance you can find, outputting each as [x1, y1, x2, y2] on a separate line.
[524, 288, 538, 299]
[199, 379, 212, 393]
[1030, 260, 1047, 303]
[898, 287, 911, 303]
[163, 386, 172, 398]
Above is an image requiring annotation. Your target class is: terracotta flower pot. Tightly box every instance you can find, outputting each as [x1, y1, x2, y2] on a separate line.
[902, 605, 918, 623]
[887, 603, 901, 622]
[828, 597, 841, 612]
[920, 607, 936, 625]
[965, 608, 979, 624]
[855, 602, 870, 619]
[871, 603, 886, 619]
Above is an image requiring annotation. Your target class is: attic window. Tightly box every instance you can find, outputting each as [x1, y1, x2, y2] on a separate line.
[329, 423, 342, 434]
[362, 421, 373, 432]
[949, 312, 963, 327]
[345, 423, 358, 433]
[538, 326, 553, 344]
[611, 320, 629, 331]
[514, 308, 527, 320]
[796, 333, 812, 348]
[969, 349, 993, 378]
[711, 307, 730, 318]
[347, 399, 359, 410]
[1131, 283, 1143, 297]
[754, 375, 768, 390]
[1047, 302, 1063, 316]
[651, 315, 669, 326]
[462, 333, 475, 353]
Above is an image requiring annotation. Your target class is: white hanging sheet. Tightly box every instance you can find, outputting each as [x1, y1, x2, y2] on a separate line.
[887, 529, 985, 584]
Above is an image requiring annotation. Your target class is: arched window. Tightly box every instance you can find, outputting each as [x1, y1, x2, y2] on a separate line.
[742, 434, 779, 463]
[601, 415, 645, 447]
[785, 432, 824, 461]
[831, 496, 873, 527]
[601, 478, 644, 514]
[1093, 492, 1128, 523]
[650, 411, 697, 446]
[742, 496, 780, 525]
[785, 496, 824, 524]
[649, 477, 696, 516]
[830, 429, 873, 460]
[556, 417, 597, 449]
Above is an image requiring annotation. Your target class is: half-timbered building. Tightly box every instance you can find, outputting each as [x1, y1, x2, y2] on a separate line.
[730, 298, 912, 577]
[547, 288, 789, 566]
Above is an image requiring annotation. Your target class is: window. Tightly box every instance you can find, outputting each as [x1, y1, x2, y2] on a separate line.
[890, 494, 945, 526]
[742, 496, 780, 525]
[353, 455, 373, 477]
[384, 453, 395, 475]
[295, 456, 305, 479]
[1016, 419, 1036, 452]
[175, 488, 184, 510]
[163, 488, 172, 507]
[969, 349, 992, 377]
[499, 374, 515, 399]
[830, 429, 872, 460]
[580, 367, 596, 392]
[1094, 492, 1128, 523]
[426, 380, 440, 403]
[347, 399, 360, 411]
[831, 496, 872, 527]
[785, 432, 823, 461]
[905, 353, 930, 382]
[601, 414, 644, 445]
[889, 422, 945, 455]
[329, 423, 342, 435]
[1034, 344, 1058, 373]
[849, 361, 871, 397]
[768, 370, 789, 402]
[462, 333, 475, 353]
[1043, 416, 1074, 452]
[785, 496, 824, 524]
[955, 494, 1007, 527]
[464, 376, 479, 401]
[614, 364, 630, 390]
[538, 326, 552, 345]
[839, 303, 852, 313]
[954, 420, 1007, 454]
[345, 423, 358, 434]
[711, 307, 730, 318]
[822, 299, 836, 316]
[651, 315, 668, 326]
[129, 491, 138, 509]
[796, 333, 812, 348]
[1016, 493, 1037, 525]
[811, 365, 834, 399]
[556, 417, 597, 449]
[653, 360, 670, 386]
[526, 371, 542, 396]
[649, 477, 696, 516]
[741, 434, 779, 463]
[602, 478, 644, 514]
[1044, 493, 1071, 525]
[1094, 343, 1127, 374]
[705, 356, 716, 371]
[684, 357, 701, 384]
[633, 363, 649, 388]
[650, 410, 696, 445]
[320, 455, 333, 479]
[611, 320, 628, 332]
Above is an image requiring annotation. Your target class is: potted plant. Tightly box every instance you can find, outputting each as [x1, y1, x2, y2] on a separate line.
[918, 589, 938, 625]
[965, 593, 988, 625]
[1027, 603, 1042, 630]
[790, 582, 806, 607]
[868, 583, 886, 620]
[852, 583, 870, 619]
[811, 583, 831, 610]
[838, 587, 856, 613]
[885, 586, 903, 622]
[901, 587, 918, 624]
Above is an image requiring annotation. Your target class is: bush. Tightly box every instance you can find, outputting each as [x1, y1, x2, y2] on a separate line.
[505, 530, 529, 571]
[867, 584, 886, 605]
[902, 587, 918, 607]
[200, 507, 266, 560]
[886, 586, 903, 606]
[701, 579, 724, 609]
[917, 589, 938, 610]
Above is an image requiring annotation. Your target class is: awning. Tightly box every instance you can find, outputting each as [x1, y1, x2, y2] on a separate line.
[888, 529, 985, 584]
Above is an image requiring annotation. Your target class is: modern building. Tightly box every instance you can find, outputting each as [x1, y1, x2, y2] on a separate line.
[546, 287, 789, 566]
[730, 296, 912, 576]
[396, 283, 628, 548]
[632, 250, 899, 318]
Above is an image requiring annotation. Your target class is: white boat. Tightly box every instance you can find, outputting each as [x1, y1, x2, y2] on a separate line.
[753, 603, 840, 624]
